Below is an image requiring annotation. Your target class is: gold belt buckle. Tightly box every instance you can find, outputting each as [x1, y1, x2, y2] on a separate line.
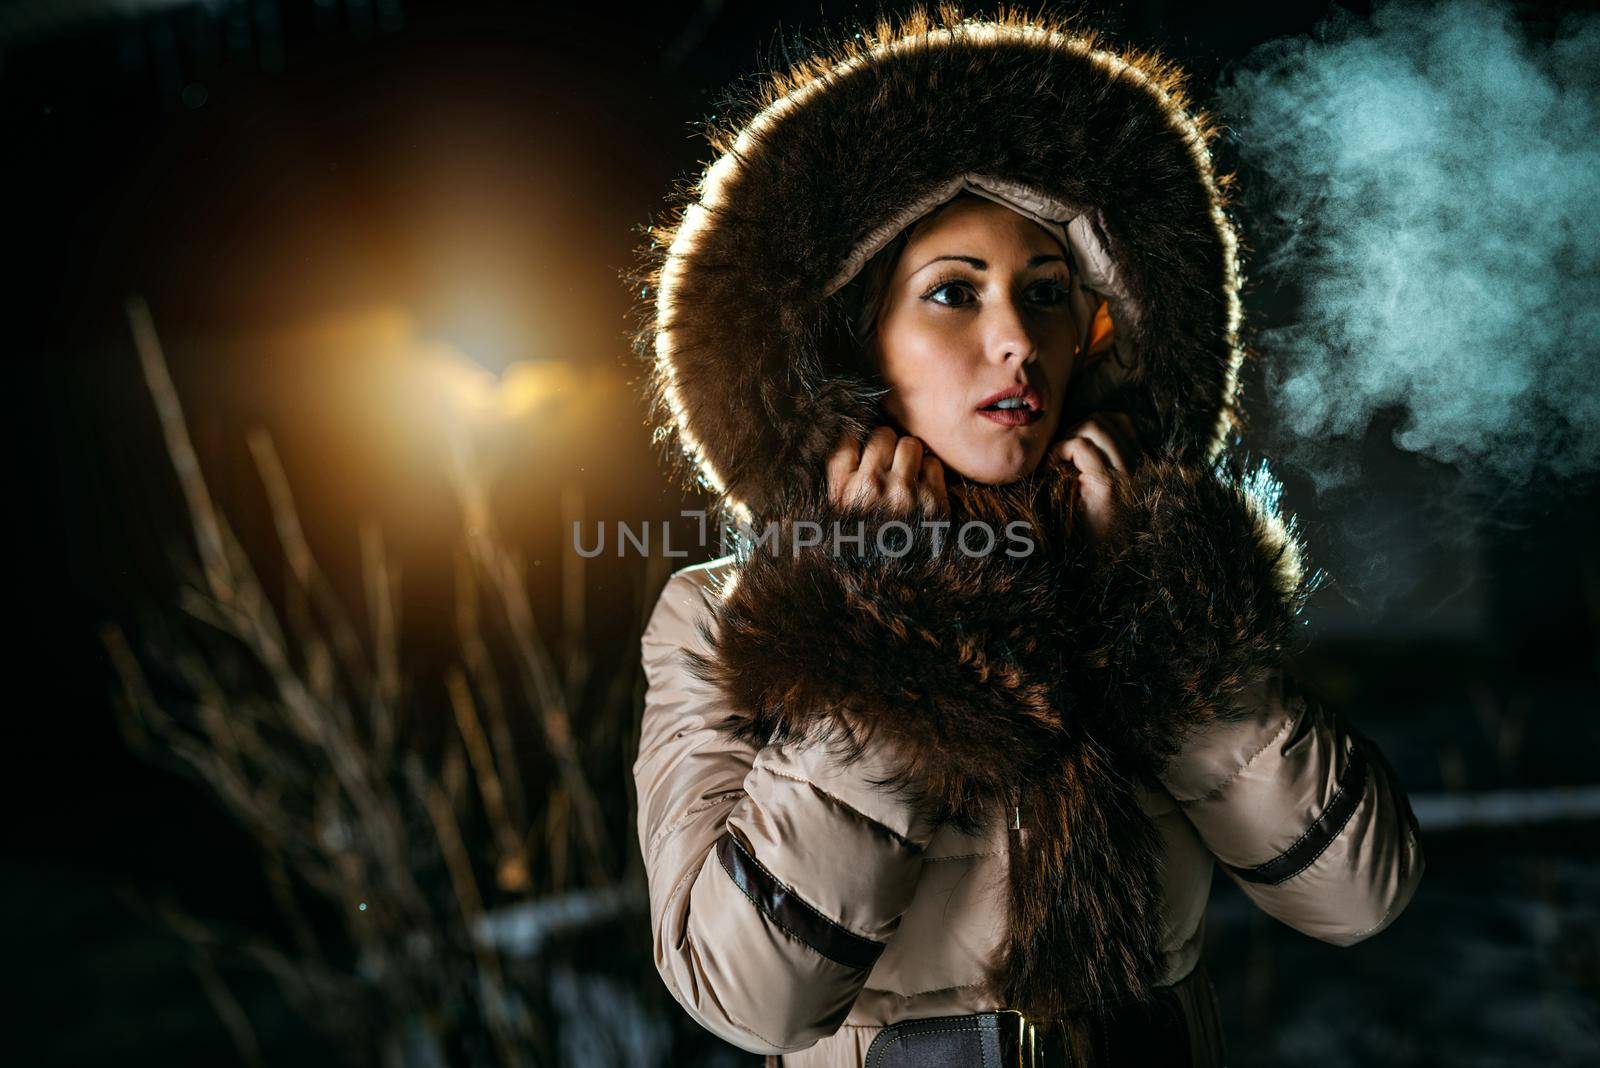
[997, 1010, 1052, 1067]
[997, 1010, 1096, 1068]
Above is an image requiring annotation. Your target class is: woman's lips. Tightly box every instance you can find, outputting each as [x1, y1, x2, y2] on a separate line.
[977, 406, 1044, 427]
[975, 383, 1044, 426]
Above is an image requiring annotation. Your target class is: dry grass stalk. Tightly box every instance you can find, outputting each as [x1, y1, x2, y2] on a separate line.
[105, 296, 666, 1066]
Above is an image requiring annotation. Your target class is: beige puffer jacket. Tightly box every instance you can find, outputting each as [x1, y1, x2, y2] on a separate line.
[627, 10, 1425, 1065]
[635, 556, 1423, 1066]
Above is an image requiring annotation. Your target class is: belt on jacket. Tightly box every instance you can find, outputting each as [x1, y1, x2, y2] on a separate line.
[862, 986, 1193, 1068]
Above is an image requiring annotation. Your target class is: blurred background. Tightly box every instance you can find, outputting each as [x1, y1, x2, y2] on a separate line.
[5, 0, 1598, 1065]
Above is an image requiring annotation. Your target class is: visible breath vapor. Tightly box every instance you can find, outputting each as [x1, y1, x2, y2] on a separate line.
[1218, 0, 1600, 496]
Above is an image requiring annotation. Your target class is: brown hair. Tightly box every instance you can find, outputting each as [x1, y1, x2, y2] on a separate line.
[841, 228, 909, 358]
[838, 194, 983, 358]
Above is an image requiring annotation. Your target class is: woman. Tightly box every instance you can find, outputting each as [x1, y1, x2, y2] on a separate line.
[630, 10, 1423, 1066]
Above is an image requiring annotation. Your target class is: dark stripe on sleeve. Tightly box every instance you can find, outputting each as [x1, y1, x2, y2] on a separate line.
[1227, 736, 1370, 886]
[715, 830, 887, 970]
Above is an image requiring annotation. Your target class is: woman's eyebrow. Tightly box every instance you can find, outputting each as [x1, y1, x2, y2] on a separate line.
[912, 252, 1067, 274]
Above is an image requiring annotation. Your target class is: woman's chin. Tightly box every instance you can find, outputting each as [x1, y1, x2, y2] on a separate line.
[945, 444, 1046, 487]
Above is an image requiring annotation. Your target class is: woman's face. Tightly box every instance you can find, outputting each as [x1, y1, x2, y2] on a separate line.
[869, 195, 1081, 486]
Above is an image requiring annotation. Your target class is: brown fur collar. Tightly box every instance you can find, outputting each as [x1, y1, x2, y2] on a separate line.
[681, 451, 1323, 1018]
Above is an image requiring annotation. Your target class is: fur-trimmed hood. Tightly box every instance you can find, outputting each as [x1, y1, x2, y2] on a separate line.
[629, 4, 1325, 1027]
[631, 4, 1249, 522]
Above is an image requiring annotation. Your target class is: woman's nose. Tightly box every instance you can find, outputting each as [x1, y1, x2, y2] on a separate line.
[982, 296, 1040, 365]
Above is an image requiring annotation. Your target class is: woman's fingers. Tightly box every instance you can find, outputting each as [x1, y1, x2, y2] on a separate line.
[1053, 434, 1111, 480]
[1065, 416, 1129, 474]
[1054, 434, 1121, 542]
[919, 453, 948, 515]
[826, 431, 863, 507]
[827, 426, 948, 517]
[858, 425, 899, 478]
[885, 435, 925, 513]
[1054, 435, 1116, 508]
[836, 426, 890, 509]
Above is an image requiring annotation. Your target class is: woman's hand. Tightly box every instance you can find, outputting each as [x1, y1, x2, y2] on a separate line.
[827, 426, 949, 517]
[1049, 410, 1142, 546]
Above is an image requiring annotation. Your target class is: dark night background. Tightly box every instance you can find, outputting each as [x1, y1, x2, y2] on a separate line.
[5, 1, 1599, 1065]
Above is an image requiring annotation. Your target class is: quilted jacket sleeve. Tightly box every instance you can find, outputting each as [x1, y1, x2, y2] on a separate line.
[1079, 453, 1425, 946]
[1158, 665, 1424, 944]
[634, 566, 938, 1055]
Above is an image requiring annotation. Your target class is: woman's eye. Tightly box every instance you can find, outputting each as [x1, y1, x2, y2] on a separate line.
[924, 280, 976, 307]
[1028, 279, 1069, 306]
